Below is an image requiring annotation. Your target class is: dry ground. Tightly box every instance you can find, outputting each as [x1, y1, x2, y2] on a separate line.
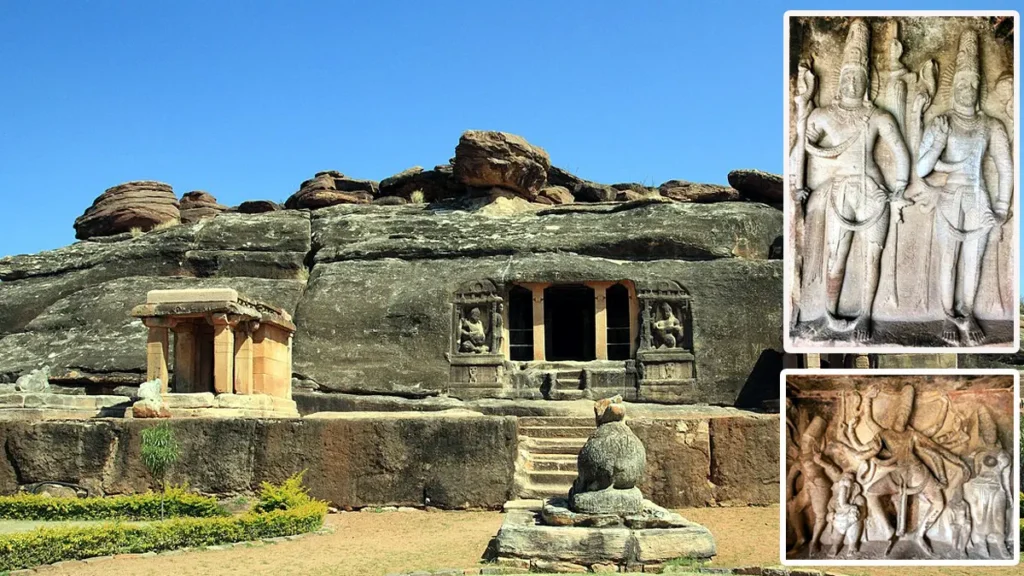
[21, 506, 1020, 576]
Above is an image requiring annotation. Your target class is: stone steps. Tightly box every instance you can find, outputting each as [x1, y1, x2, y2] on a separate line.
[519, 425, 594, 439]
[515, 416, 593, 500]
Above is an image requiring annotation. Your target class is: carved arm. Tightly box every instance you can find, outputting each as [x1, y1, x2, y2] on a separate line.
[988, 119, 1014, 219]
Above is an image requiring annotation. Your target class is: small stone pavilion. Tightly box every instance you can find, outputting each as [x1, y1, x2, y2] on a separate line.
[130, 289, 298, 417]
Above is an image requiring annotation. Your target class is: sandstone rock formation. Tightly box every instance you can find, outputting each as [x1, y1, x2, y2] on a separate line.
[727, 169, 783, 204]
[179, 191, 227, 223]
[378, 165, 462, 203]
[236, 200, 280, 214]
[453, 131, 551, 200]
[658, 180, 742, 203]
[73, 181, 180, 239]
[285, 171, 377, 209]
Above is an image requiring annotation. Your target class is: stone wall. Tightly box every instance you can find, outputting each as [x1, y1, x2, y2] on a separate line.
[0, 411, 779, 509]
[0, 412, 518, 509]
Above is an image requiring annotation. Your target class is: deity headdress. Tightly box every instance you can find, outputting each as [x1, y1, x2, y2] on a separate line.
[954, 30, 980, 81]
[840, 19, 871, 77]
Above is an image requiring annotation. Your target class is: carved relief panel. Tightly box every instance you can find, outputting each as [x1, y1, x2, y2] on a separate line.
[635, 280, 696, 403]
[786, 15, 1017, 349]
[448, 279, 506, 399]
[785, 372, 1018, 562]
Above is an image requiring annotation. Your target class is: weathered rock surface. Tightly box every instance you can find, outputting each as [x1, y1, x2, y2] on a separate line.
[179, 191, 227, 223]
[73, 181, 180, 240]
[453, 131, 551, 200]
[0, 413, 518, 508]
[285, 171, 377, 209]
[309, 201, 782, 264]
[727, 169, 783, 205]
[536, 185, 574, 205]
[236, 200, 280, 214]
[15, 367, 50, 392]
[658, 180, 742, 203]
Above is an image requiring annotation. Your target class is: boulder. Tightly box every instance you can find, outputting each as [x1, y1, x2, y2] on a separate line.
[236, 200, 280, 214]
[378, 165, 462, 203]
[727, 169, 783, 205]
[178, 191, 227, 223]
[546, 166, 584, 191]
[285, 171, 377, 209]
[575, 181, 618, 202]
[131, 398, 170, 418]
[537, 185, 574, 205]
[73, 181, 180, 240]
[658, 180, 741, 203]
[15, 366, 50, 392]
[452, 131, 550, 200]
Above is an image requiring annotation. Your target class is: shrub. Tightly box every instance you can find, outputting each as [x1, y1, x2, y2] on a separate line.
[253, 471, 311, 514]
[0, 502, 327, 571]
[0, 485, 224, 521]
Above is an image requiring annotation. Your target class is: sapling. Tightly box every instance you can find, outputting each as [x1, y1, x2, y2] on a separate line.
[140, 422, 180, 520]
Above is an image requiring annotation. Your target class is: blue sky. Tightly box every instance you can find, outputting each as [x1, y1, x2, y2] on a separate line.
[0, 1, 1019, 261]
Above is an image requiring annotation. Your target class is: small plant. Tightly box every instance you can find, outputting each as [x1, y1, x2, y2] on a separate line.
[140, 423, 180, 519]
[253, 471, 311, 514]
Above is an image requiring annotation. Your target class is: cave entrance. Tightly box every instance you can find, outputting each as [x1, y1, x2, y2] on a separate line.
[543, 284, 596, 361]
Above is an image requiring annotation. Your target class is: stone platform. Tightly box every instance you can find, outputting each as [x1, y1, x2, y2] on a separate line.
[0, 392, 131, 421]
[128, 392, 299, 419]
[493, 499, 716, 572]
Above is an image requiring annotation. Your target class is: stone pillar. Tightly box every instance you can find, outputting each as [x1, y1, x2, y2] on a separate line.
[234, 323, 254, 395]
[145, 322, 170, 393]
[212, 314, 235, 395]
[853, 354, 871, 369]
[171, 322, 196, 393]
[285, 332, 294, 399]
[628, 286, 639, 358]
[805, 353, 821, 369]
[593, 283, 608, 360]
[530, 285, 546, 361]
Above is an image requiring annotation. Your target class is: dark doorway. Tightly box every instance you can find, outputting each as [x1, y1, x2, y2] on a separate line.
[544, 284, 595, 361]
[508, 286, 534, 361]
[606, 284, 631, 360]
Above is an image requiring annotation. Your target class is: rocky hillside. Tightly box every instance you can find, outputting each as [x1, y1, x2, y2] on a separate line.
[0, 131, 786, 403]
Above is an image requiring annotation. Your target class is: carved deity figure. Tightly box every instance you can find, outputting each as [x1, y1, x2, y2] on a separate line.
[792, 19, 911, 341]
[915, 31, 1014, 345]
[963, 448, 1012, 559]
[787, 416, 833, 554]
[854, 385, 969, 555]
[459, 307, 490, 353]
[652, 302, 684, 349]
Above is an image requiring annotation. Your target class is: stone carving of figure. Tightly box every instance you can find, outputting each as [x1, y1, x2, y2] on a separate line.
[652, 302, 684, 349]
[459, 307, 490, 353]
[854, 385, 970, 555]
[915, 31, 1014, 345]
[492, 303, 504, 353]
[963, 448, 1012, 559]
[814, 453, 866, 557]
[569, 395, 647, 515]
[792, 19, 911, 341]
[787, 416, 833, 554]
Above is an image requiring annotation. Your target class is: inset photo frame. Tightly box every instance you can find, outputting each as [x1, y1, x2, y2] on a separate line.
[780, 368, 1020, 567]
[783, 11, 1020, 354]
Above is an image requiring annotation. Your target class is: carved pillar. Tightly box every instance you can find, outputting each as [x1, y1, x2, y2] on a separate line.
[531, 285, 546, 361]
[628, 287, 639, 358]
[234, 322, 254, 395]
[805, 353, 821, 369]
[171, 322, 197, 393]
[853, 354, 871, 369]
[593, 283, 608, 360]
[211, 314, 235, 395]
[145, 321, 170, 393]
[284, 332, 294, 399]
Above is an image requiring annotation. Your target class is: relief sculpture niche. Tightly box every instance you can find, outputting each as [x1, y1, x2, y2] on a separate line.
[787, 15, 1017, 349]
[447, 279, 506, 399]
[785, 373, 1017, 561]
[635, 280, 696, 403]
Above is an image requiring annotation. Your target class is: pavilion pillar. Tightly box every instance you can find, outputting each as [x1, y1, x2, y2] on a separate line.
[628, 285, 639, 358]
[234, 322, 255, 395]
[145, 321, 170, 393]
[171, 322, 196, 393]
[212, 314, 235, 395]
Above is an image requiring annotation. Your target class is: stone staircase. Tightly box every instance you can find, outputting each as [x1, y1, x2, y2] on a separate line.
[514, 415, 595, 500]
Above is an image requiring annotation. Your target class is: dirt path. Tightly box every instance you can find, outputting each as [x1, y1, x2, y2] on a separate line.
[26, 507, 1021, 576]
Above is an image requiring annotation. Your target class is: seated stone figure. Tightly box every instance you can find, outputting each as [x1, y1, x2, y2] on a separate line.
[459, 307, 489, 353]
[652, 302, 684, 349]
[569, 395, 647, 515]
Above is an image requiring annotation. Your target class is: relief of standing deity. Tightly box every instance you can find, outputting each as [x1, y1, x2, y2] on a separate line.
[788, 16, 1017, 349]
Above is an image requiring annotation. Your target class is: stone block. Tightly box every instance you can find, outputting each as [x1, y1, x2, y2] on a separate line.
[708, 415, 779, 506]
[629, 417, 713, 508]
[146, 288, 238, 304]
[162, 393, 216, 408]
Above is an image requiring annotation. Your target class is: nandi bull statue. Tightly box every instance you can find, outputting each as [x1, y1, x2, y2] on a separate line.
[568, 394, 647, 514]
